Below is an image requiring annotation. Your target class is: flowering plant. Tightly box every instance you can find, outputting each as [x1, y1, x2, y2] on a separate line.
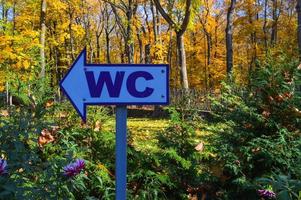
[0, 159, 7, 176]
[258, 189, 276, 199]
[63, 159, 85, 178]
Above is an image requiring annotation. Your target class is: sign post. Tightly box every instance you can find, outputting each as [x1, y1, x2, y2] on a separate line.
[60, 49, 169, 199]
[116, 106, 127, 199]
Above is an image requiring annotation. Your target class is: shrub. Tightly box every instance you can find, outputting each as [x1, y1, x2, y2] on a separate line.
[199, 55, 301, 199]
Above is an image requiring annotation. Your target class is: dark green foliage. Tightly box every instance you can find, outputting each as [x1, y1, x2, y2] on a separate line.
[154, 107, 202, 199]
[199, 56, 301, 199]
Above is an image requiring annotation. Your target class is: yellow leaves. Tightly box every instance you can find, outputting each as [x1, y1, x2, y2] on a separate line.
[14, 58, 31, 70]
[0, 70, 6, 92]
[72, 24, 85, 38]
[1, 46, 16, 60]
[23, 60, 30, 70]
[151, 43, 167, 64]
[205, 16, 217, 32]
[21, 30, 39, 38]
[58, 22, 69, 31]
[48, 0, 67, 11]
[48, 38, 59, 47]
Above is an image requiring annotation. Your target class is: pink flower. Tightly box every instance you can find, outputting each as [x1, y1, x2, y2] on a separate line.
[63, 159, 85, 177]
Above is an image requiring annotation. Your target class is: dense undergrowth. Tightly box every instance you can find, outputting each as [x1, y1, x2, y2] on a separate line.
[0, 56, 301, 199]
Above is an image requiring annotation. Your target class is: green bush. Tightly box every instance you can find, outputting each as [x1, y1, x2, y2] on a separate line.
[199, 55, 301, 199]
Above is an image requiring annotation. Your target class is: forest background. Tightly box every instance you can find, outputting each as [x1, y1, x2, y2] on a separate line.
[1, 0, 300, 94]
[0, 0, 301, 200]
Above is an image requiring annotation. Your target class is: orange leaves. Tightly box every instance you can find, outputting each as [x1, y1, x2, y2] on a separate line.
[38, 127, 58, 147]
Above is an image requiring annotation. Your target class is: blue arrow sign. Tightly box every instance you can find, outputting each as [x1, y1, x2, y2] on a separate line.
[60, 49, 169, 122]
[60, 49, 169, 200]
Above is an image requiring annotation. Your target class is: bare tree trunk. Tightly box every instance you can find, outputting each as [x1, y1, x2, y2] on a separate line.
[69, 21, 75, 60]
[105, 30, 111, 63]
[176, 34, 189, 89]
[103, 3, 112, 63]
[96, 33, 101, 62]
[263, 0, 268, 53]
[143, 3, 151, 63]
[271, 0, 278, 45]
[296, 0, 301, 60]
[204, 35, 208, 92]
[40, 0, 46, 78]
[156, 7, 161, 42]
[67, 3, 75, 61]
[226, 0, 236, 76]
[1, 0, 7, 31]
[167, 30, 173, 69]
[126, 1, 135, 64]
[145, 44, 151, 64]
[12, 0, 16, 36]
[248, 4, 257, 72]
[204, 31, 212, 66]
[150, 0, 157, 42]
[206, 32, 212, 89]
[6, 82, 9, 106]
[153, 0, 192, 90]
[116, 32, 125, 63]
[137, 30, 143, 63]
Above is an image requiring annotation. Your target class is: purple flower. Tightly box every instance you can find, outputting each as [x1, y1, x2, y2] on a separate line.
[258, 189, 276, 199]
[63, 159, 85, 178]
[0, 159, 7, 176]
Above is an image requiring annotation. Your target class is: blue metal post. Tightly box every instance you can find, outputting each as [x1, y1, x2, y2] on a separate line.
[116, 106, 127, 200]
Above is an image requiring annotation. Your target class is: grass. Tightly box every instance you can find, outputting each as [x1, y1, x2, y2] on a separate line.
[103, 117, 169, 152]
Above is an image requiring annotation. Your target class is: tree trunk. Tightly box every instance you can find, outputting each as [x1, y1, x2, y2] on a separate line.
[117, 32, 125, 63]
[206, 32, 212, 90]
[226, 0, 236, 75]
[296, 0, 301, 60]
[248, 4, 257, 72]
[271, 0, 278, 45]
[153, 0, 192, 89]
[150, 0, 157, 42]
[126, 1, 134, 64]
[263, 0, 268, 53]
[167, 30, 173, 70]
[176, 33, 189, 90]
[205, 31, 212, 66]
[67, 3, 75, 61]
[1, 0, 7, 31]
[156, 7, 161, 40]
[96, 33, 101, 63]
[40, 0, 46, 78]
[105, 30, 111, 63]
[137, 30, 143, 63]
[145, 44, 151, 64]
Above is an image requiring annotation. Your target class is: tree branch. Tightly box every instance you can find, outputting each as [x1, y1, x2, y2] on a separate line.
[153, 0, 176, 27]
[179, 0, 192, 36]
[111, 4, 127, 38]
[101, 0, 127, 13]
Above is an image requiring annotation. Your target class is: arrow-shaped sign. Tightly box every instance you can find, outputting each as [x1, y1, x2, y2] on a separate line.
[60, 49, 169, 122]
[60, 49, 169, 200]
